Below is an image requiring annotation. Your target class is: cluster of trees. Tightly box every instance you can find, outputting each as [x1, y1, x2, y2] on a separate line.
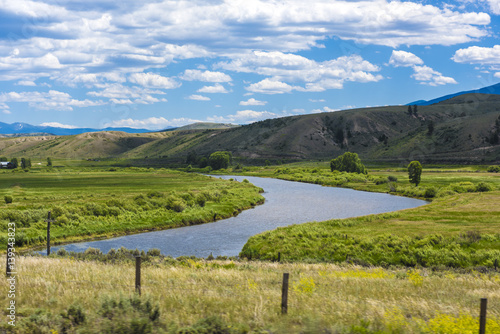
[407, 105, 418, 116]
[186, 151, 233, 170]
[0, 157, 53, 169]
[330, 152, 423, 186]
[330, 152, 367, 174]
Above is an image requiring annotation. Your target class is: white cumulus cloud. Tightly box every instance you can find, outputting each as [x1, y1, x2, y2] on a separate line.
[180, 69, 232, 82]
[239, 98, 267, 106]
[188, 94, 211, 101]
[129, 72, 180, 89]
[104, 116, 201, 130]
[411, 66, 458, 86]
[40, 122, 78, 129]
[197, 83, 229, 94]
[207, 110, 278, 124]
[388, 51, 424, 67]
[246, 79, 296, 94]
[452, 45, 500, 65]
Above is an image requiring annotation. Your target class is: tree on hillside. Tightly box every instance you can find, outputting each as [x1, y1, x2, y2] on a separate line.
[10, 158, 18, 168]
[47, 157, 52, 167]
[427, 120, 435, 136]
[208, 151, 232, 170]
[408, 161, 422, 186]
[186, 151, 198, 165]
[330, 152, 367, 174]
[0, 156, 7, 161]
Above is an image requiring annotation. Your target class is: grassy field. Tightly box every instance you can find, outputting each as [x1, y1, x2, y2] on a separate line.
[0, 167, 264, 250]
[2, 254, 499, 333]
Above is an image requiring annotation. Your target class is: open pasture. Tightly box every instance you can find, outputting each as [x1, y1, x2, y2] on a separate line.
[0, 168, 264, 249]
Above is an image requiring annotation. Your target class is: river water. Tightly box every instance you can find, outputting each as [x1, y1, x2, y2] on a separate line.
[45, 175, 427, 257]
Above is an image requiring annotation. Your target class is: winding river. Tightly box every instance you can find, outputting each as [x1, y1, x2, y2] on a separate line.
[45, 176, 427, 257]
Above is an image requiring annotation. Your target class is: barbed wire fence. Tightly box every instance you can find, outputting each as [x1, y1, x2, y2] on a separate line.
[9, 255, 493, 332]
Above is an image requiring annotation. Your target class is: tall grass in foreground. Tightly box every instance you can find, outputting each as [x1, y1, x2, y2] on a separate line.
[1, 256, 499, 333]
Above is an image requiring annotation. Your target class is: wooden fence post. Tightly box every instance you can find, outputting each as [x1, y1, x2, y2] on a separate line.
[135, 255, 141, 296]
[281, 273, 289, 315]
[45, 211, 55, 256]
[277, 252, 281, 263]
[5, 243, 9, 277]
[479, 298, 487, 334]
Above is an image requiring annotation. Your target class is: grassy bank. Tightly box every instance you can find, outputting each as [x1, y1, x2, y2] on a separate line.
[241, 191, 500, 268]
[0, 168, 264, 250]
[206, 163, 500, 268]
[2, 255, 499, 333]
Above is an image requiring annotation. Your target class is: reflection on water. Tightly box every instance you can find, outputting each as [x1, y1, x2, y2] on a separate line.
[45, 176, 427, 257]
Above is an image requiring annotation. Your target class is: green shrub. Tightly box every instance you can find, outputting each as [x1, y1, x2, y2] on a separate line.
[387, 175, 398, 182]
[61, 304, 86, 326]
[146, 248, 161, 256]
[56, 215, 70, 226]
[451, 182, 476, 193]
[84, 247, 103, 256]
[476, 182, 493, 192]
[424, 187, 437, 198]
[57, 248, 68, 256]
[487, 165, 500, 173]
[4, 195, 13, 204]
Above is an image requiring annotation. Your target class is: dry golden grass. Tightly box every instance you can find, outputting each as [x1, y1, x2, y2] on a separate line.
[2, 256, 499, 333]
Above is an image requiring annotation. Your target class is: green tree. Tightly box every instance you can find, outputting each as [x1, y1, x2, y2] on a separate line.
[198, 157, 208, 168]
[21, 158, 31, 169]
[330, 152, 367, 174]
[208, 151, 232, 170]
[47, 157, 53, 167]
[0, 156, 7, 161]
[408, 161, 422, 186]
[10, 158, 18, 168]
[427, 120, 435, 136]
[186, 151, 198, 165]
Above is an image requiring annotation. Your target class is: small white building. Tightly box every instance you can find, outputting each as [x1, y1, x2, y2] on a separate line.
[0, 162, 14, 169]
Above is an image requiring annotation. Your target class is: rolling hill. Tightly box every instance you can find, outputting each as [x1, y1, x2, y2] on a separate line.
[1, 93, 499, 164]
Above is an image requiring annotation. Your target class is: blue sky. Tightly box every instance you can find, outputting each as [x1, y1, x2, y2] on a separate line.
[1, 0, 500, 130]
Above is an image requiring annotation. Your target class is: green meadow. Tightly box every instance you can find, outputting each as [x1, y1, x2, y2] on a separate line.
[0, 167, 264, 249]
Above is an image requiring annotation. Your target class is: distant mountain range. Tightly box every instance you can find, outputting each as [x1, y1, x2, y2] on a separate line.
[0, 121, 242, 136]
[408, 82, 500, 106]
[0, 122, 157, 136]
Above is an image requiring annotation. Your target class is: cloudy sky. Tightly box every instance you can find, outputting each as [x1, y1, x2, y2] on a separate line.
[1, 0, 500, 130]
